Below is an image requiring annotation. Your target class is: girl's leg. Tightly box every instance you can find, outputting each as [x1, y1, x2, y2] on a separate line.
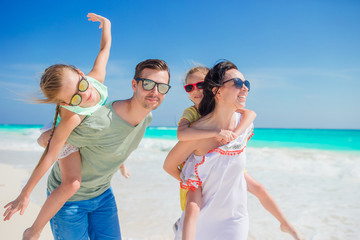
[245, 173, 303, 240]
[182, 187, 202, 240]
[88, 188, 121, 240]
[23, 151, 82, 240]
[49, 199, 89, 240]
[37, 130, 51, 148]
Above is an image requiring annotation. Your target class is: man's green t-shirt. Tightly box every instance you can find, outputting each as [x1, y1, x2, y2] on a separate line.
[47, 101, 152, 201]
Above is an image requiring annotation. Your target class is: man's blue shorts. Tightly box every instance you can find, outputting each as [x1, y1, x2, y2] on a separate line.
[49, 188, 121, 240]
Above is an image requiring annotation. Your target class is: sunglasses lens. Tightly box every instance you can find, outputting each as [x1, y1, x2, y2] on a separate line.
[232, 79, 242, 89]
[184, 85, 194, 92]
[70, 94, 82, 106]
[244, 80, 250, 91]
[158, 84, 170, 94]
[142, 80, 156, 91]
[79, 79, 89, 92]
[233, 79, 250, 91]
[196, 82, 204, 89]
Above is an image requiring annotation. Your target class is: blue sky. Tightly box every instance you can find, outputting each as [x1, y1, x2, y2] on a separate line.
[0, 0, 359, 129]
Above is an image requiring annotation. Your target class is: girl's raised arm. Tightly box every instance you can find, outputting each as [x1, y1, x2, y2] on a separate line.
[87, 13, 111, 83]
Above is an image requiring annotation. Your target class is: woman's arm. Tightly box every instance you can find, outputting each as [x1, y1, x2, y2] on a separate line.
[86, 13, 111, 83]
[233, 109, 256, 136]
[163, 140, 198, 181]
[3, 109, 82, 221]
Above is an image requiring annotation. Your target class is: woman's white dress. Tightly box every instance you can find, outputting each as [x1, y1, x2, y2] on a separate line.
[175, 113, 254, 240]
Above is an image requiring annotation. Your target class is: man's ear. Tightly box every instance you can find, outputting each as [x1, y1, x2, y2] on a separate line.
[131, 79, 138, 91]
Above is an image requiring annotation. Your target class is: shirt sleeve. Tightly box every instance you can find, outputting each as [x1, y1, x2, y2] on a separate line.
[178, 106, 199, 126]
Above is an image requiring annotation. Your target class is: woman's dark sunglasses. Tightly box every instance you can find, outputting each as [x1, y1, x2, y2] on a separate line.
[223, 78, 250, 91]
[135, 78, 171, 94]
[69, 76, 89, 106]
[184, 81, 204, 93]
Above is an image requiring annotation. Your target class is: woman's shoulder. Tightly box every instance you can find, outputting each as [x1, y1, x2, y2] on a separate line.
[190, 112, 212, 128]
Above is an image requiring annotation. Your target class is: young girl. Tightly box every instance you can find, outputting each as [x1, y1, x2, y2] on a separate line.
[167, 66, 303, 240]
[3, 13, 127, 239]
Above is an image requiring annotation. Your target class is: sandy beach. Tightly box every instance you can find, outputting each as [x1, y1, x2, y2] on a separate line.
[0, 161, 52, 240]
[0, 147, 181, 240]
[1, 134, 360, 239]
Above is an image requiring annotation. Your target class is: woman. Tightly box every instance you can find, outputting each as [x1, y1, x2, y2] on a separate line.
[164, 60, 253, 239]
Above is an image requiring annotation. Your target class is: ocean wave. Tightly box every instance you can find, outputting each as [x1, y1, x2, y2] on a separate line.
[138, 138, 177, 152]
[0, 129, 43, 151]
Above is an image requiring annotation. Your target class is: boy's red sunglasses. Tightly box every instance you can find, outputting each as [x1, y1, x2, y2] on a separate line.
[184, 81, 204, 93]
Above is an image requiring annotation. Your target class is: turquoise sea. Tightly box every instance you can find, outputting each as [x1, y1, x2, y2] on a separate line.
[145, 127, 360, 152]
[0, 124, 359, 152]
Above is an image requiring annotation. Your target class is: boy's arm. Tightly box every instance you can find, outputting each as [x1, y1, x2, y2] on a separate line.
[233, 109, 256, 137]
[119, 163, 130, 179]
[177, 118, 236, 142]
[3, 110, 82, 221]
[86, 13, 111, 83]
[163, 140, 197, 181]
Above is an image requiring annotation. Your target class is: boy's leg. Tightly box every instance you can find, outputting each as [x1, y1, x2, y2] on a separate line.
[183, 187, 202, 240]
[88, 188, 121, 240]
[245, 173, 303, 240]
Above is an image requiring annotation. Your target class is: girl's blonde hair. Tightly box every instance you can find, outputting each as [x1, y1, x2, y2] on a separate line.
[184, 66, 210, 85]
[39, 64, 78, 104]
[35, 64, 78, 169]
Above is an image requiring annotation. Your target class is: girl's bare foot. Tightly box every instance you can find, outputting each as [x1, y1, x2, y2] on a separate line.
[23, 228, 41, 240]
[280, 223, 305, 240]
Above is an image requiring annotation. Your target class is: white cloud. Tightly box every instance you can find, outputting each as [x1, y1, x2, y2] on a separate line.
[245, 66, 360, 91]
[7, 63, 46, 72]
[0, 81, 35, 90]
[105, 60, 133, 77]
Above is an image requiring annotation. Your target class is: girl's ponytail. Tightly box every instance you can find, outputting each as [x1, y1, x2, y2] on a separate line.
[34, 104, 60, 170]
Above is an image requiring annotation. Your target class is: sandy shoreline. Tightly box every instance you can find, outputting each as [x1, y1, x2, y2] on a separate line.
[0, 148, 181, 240]
[1, 145, 360, 239]
[0, 162, 52, 240]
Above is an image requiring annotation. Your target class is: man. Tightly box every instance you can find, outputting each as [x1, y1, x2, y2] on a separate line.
[46, 59, 170, 239]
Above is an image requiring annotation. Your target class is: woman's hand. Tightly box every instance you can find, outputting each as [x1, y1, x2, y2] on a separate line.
[87, 13, 110, 29]
[3, 193, 30, 221]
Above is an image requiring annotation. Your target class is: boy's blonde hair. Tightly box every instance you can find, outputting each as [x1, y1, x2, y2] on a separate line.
[184, 66, 210, 85]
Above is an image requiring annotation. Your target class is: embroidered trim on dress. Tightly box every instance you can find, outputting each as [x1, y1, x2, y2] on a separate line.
[208, 132, 254, 156]
[180, 131, 254, 191]
[180, 156, 205, 191]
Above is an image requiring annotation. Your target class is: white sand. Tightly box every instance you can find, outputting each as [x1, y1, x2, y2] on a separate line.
[1, 143, 360, 239]
[0, 163, 52, 240]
